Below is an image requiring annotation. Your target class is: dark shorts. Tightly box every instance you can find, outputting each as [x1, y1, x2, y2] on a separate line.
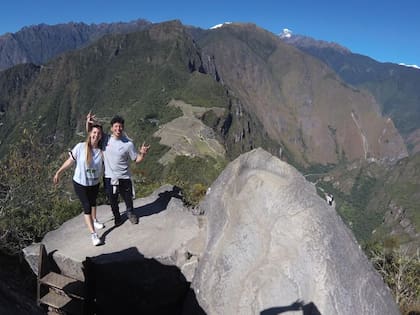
[73, 180, 99, 214]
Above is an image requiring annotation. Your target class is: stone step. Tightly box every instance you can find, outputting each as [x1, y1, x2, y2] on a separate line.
[40, 272, 85, 300]
[40, 291, 84, 314]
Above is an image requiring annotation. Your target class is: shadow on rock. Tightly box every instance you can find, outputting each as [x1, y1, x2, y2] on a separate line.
[83, 247, 205, 315]
[134, 186, 183, 218]
[0, 252, 45, 315]
[260, 300, 321, 315]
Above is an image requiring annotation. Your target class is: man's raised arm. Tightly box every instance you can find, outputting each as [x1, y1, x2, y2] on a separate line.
[86, 111, 96, 133]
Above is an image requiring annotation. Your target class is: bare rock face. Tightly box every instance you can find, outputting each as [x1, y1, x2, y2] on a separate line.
[192, 148, 399, 315]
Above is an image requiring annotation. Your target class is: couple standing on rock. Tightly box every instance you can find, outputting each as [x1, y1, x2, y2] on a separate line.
[53, 112, 150, 246]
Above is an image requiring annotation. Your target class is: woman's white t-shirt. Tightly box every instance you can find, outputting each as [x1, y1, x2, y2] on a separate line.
[71, 142, 103, 186]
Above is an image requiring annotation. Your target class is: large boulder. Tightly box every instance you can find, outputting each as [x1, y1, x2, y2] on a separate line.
[192, 148, 399, 315]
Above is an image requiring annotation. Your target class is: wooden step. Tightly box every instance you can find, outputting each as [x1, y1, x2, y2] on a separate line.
[40, 272, 85, 299]
[40, 291, 83, 314]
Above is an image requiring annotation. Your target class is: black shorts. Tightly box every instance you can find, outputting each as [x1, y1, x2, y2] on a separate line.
[73, 180, 99, 214]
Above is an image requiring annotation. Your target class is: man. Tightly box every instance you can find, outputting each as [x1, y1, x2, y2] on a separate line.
[326, 193, 334, 206]
[87, 112, 150, 225]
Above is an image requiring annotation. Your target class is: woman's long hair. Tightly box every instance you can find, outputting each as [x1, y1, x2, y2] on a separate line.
[85, 124, 103, 166]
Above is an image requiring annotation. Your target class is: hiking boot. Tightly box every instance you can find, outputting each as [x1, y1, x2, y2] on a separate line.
[93, 219, 105, 230]
[114, 215, 123, 226]
[127, 211, 138, 224]
[91, 233, 101, 246]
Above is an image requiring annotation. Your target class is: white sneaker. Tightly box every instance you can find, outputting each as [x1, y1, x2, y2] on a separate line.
[93, 219, 105, 230]
[91, 233, 101, 246]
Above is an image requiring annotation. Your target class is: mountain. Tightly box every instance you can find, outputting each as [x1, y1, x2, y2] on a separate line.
[0, 19, 151, 71]
[0, 21, 203, 151]
[195, 23, 407, 166]
[368, 152, 420, 245]
[0, 22, 407, 165]
[282, 34, 420, 154]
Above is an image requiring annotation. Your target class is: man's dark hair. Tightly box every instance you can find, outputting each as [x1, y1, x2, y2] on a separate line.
[111, 115, 124, 126]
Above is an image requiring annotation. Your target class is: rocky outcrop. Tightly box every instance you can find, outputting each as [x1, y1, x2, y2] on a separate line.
[24, 150, 399, 314]
[24, 185, 206, 314]
[192, 148, 399, 315]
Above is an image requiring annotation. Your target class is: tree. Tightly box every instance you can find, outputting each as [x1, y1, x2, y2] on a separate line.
[0, 128, 79, 254]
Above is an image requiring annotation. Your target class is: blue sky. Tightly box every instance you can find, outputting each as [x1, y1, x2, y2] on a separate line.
[2, 0, 419, 68]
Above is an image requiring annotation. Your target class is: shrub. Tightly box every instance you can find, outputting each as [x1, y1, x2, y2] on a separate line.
[0, 129, 80, 254]
[365, 242, 420, 314]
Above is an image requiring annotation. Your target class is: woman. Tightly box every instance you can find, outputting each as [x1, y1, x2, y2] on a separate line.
[53, 124, 105, 246]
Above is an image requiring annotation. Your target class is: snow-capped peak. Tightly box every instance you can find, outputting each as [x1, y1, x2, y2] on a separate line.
[399, 63, 420, 70]
[279, 28, 292, 38]
[210, 22, 232, 30]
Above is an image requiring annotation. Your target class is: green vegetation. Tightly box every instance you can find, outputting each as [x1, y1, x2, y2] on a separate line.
[364, 241, 420, 315]
[314, 163, 386, 242]
[386, 183, 420, 228]
[365, 154, 420, 241]
[302, 162, 336, 177]
[201, 110, 221, 128]
[173, 71, 229, 108]
[0, 128, 80, 254]
[166, 155, 227, 205]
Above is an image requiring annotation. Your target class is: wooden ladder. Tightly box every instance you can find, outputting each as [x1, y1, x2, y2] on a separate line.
[37, 244, 87, 315]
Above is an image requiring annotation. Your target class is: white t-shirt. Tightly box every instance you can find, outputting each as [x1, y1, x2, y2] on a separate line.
[103, 135, 137, 179]
[71, 142, 103, 186]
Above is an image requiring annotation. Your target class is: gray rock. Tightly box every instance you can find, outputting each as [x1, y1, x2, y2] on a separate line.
[21, 242, 41, 276]
[192, 148, 399, 315]
[24, 185, 205, 282]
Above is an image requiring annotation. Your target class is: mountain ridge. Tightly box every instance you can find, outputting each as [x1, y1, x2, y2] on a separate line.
[282, 33, 420, 154]
[197, 23, 407, 166]
[0, 19, 151, 71]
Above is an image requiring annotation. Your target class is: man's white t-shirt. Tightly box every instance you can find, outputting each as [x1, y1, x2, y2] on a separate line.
[103, 135, 137, 179]
[71, 143, 103, 186]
